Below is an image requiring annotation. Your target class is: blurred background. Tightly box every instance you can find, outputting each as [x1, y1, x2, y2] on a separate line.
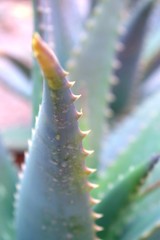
[0, 0, 32, 166]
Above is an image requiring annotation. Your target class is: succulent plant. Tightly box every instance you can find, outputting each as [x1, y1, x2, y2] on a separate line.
[1, 0, 160, 239]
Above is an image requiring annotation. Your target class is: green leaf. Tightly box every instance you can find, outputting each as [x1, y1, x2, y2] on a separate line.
[32, 0, 86, 67]
[92, 158, 158, 239]
[141, 5, 160, 81]
[49, 0, 87, 67]
[111, 199, 160, 240]
[94, 90, 160, 238]
[109, 0, 154, 117]
[100, 89, 160, 176]
[68, 0, 127, 171]
[116, 160, 160, 240]
[16, 34, 95, 240]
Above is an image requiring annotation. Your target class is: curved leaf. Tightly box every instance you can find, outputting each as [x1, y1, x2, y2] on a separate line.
[100, 90, 160, 173]
[109, 0, 154, 117]
[93, 158, 159, 239]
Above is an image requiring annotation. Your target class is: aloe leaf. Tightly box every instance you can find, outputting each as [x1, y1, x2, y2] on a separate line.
[109, 197, 160, 240]
[94, 90, 160, 238]
[100, 89, 160, 174]
[141, 1, 160, 81]
[0, 137, 17, 239]
[121, 199, 160, 240]
[32, 0, 86, 67]
[16, 34, 97, 240]
[103, 155, 160, 240]
[68, 0, 127, 171]
[101, 156, 160, 240]
[109, 0, 154, 117]
[114, 161, 160, 240]
[32, 0, 52, 40]
[92, 157, 158, 239]
[49, 0, 88, 67]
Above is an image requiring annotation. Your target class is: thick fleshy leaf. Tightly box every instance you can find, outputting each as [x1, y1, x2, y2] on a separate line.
[16, 34, 96, 240]
[68, 0, 127, 171]
[141, 1, 160, 81]
[115, 161, 160, 240]
[93, 90, 160, 238]
[92, 157, 159, 239]
[100, 90, 160, 173]
[49, 0, 88, 67]
[109, 0, 154, 117]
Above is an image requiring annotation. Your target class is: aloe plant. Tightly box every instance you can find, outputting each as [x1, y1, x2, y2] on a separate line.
[109, 0, 154, 118]
[1, 0, 160, 239]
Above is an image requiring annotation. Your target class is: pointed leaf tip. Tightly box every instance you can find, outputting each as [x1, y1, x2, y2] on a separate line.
[32, 33, 68, 90]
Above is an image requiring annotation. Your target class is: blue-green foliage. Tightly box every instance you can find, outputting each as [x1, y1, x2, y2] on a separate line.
[0, 0, 160, 239]
[16, 35, 95, 240]
[109, 0, 154, 117]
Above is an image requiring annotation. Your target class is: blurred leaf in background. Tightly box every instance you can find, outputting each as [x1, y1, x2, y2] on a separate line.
[0, 0, 33, 165]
